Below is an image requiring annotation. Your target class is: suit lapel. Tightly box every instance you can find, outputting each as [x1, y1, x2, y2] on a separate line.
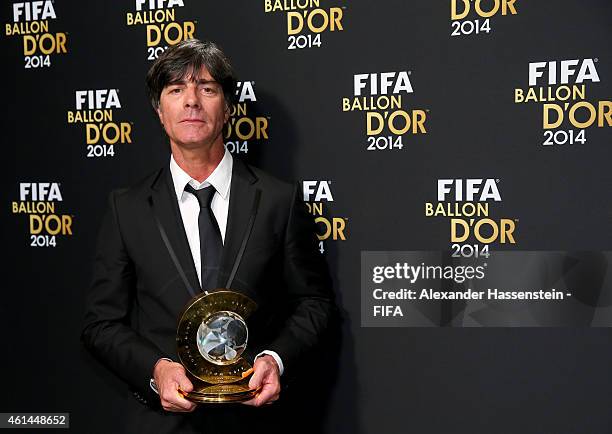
[218, 158, 259, 289]
[149, 167, 201, 295]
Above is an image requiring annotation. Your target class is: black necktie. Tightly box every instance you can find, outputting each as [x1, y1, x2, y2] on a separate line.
[184, 184, 223, 291]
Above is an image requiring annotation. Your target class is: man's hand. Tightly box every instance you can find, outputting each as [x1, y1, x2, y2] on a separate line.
[243, 355, 281, 407]
[153, 359, 197, 412]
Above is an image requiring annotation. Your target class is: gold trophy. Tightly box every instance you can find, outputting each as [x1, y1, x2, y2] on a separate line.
[176, 290, 260, 403]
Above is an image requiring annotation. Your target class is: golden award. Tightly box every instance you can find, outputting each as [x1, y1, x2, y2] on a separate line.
[176, 290, 260, 403]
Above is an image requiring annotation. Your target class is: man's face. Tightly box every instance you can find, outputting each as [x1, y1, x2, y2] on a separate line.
[157, 66, 228, 151]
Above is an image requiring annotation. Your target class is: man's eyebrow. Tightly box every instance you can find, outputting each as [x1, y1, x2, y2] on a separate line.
[166, 78, 187, 86]
[195, 79, 220, 86]
[166, 78, 219, 86]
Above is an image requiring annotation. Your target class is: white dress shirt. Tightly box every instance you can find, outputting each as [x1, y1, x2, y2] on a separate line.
[169, 148, 233, 284]
[150, 148, 283, 394]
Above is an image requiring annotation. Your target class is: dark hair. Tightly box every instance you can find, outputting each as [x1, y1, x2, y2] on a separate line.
[146, 39, 237, 111]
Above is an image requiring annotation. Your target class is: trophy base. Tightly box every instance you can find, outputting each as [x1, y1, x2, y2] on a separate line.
[181, 378, 261, 403]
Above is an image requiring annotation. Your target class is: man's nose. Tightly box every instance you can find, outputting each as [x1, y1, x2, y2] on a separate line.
[183, 85, 200, 108]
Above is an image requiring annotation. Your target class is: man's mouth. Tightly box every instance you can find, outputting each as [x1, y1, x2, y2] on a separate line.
[180, 118, 205, 123]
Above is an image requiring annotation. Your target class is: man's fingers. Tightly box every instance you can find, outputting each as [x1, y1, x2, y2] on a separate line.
[160, 380, 196, 412]
[162, 393, 196, 412]
[248, 367, 265, 389]
[246, 372, 281, 406]
[243, 357, 281, 406]
[255, 383, 279, 406]
[173, 394, 197, 412]
[163, 402, 196, 413]
[241, 397, 257, 406]
[177, 374, 194, 393]
[155, 362, 198, 412]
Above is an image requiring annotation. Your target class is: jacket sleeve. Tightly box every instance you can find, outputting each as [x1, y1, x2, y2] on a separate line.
[81, 191, 166, 401]
[267, 184, 337, 373]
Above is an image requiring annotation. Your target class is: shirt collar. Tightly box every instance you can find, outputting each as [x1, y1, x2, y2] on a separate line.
[169, 147, 233, 201]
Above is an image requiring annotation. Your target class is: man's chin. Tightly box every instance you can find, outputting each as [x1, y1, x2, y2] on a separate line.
[172, 137, 223, 152]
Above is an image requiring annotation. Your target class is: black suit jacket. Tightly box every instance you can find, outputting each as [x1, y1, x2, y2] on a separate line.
[81, 158, 334, 433]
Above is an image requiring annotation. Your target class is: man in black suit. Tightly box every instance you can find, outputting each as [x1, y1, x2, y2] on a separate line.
[81, 39, 334, 433]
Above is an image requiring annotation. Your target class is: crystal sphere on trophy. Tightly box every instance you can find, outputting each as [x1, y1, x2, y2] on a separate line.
[176, 290, 260, 403]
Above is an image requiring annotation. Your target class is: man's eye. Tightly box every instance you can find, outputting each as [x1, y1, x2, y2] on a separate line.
[201, 86, 218, 95]
[170, 88, 182, 94]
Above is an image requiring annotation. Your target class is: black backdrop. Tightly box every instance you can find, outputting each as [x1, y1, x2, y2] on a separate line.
[3, 0, 612, 432]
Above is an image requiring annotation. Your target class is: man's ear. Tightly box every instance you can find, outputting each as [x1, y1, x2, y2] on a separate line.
[224, 104, 230, 123]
